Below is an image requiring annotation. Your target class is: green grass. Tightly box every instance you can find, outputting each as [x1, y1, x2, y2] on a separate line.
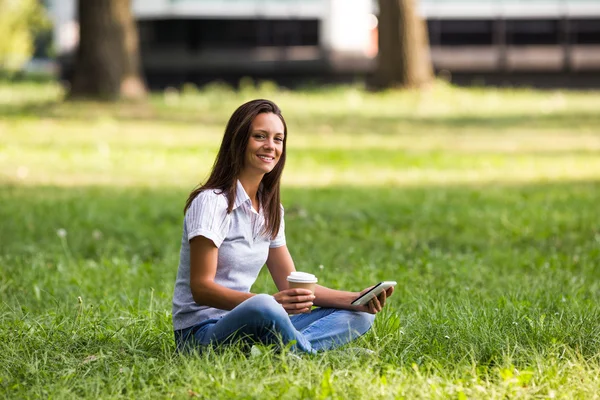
[1, 80, 600, 398]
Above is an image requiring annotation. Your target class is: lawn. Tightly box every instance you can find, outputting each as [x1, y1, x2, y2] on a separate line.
[1, 80, 599, 398]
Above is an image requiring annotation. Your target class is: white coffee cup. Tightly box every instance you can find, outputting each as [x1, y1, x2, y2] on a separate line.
[286, 271, 318, 294]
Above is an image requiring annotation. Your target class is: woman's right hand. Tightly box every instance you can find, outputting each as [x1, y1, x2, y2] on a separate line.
[273, 288, 315, 314]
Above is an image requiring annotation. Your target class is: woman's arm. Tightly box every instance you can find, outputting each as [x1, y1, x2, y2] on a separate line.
[314, 285, 394, 314]
[313, 285, 358, 309]
[266, 246, 393, 314]
[266, 245, 296, 291]
[192, 239, 313, 314]
[189, 235, 254, 310]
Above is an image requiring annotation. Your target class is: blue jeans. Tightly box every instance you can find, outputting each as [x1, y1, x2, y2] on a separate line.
[174, 294, 375, 354]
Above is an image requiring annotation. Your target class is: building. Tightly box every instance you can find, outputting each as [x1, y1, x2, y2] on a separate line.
[49, 0, 600, 85]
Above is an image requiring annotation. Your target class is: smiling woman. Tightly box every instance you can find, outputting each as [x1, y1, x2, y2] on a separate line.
[172, 99, 394, 354]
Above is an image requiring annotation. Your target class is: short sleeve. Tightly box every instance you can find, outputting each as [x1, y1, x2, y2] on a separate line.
[269, 205, 286, 248]
[185, 190, 230, 248]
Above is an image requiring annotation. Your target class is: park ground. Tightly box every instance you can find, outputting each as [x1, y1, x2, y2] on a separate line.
[1, 80, 599, 398]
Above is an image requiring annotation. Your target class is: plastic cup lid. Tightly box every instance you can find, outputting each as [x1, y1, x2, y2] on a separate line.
[286, 271, 318, 283]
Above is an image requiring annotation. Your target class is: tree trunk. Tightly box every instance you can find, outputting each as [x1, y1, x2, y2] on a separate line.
[375, 0, 433, 89]
[69, 0, 146, 100]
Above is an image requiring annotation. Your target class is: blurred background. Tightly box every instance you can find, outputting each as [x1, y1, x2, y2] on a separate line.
[4, 0, 600, 92]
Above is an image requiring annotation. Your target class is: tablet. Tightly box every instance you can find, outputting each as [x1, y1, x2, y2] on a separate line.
[351, 281, 397, 306]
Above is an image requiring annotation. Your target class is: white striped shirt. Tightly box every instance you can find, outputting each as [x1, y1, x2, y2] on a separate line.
[172, 180, 286, 330]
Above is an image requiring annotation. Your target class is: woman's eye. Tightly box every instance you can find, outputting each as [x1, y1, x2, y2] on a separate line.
[275, 137, 283, 142]
[254, 134, 265, 139]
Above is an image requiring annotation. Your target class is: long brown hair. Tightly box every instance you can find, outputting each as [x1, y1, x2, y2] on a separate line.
[184, 99, 287, 240]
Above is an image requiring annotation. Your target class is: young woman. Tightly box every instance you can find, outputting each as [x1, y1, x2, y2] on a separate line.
[172, 99, 394, 354]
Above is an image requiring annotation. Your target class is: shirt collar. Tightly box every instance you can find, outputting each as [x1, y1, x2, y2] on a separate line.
[233, 180, 264, 214]
[233, 180, 251, 210]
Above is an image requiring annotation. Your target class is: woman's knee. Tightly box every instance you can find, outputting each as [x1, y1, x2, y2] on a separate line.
[242, 293, 288, 321]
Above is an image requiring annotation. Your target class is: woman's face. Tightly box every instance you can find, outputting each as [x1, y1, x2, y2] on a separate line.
[243, 112, 285, 176]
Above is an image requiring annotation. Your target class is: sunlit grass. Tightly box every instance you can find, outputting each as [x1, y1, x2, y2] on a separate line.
[1, 80, 600, 187]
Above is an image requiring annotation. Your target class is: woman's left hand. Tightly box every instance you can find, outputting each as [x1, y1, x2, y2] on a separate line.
[355, 286, 394, 314]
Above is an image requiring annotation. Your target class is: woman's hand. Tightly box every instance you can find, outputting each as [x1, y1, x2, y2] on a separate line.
[273, 288, 315, 314]
[355, 286, 395, 315]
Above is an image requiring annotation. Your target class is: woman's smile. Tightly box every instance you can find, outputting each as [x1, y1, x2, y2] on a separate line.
[257, 154, 275, 162]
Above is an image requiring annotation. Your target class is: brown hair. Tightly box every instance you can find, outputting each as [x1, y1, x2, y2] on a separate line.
[184, 99, 287, 240]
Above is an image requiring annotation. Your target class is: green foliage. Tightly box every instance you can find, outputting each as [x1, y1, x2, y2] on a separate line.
[0, 0, 51, 74]
[1, 81, 600, 398]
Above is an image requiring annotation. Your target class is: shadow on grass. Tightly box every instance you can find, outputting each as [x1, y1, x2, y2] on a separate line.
[1, 178, 598, 262]
[2, 100, 600, 134]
